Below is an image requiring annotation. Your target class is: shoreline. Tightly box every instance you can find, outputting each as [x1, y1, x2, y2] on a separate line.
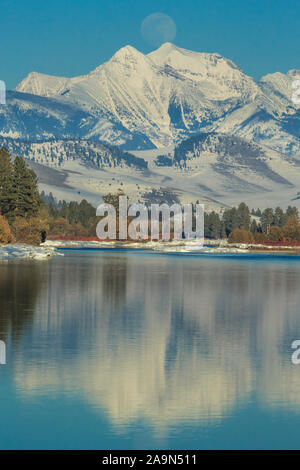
[2, 240, 300, 260]
[0, 244, 63, 260]
[42, 239, 300, 254]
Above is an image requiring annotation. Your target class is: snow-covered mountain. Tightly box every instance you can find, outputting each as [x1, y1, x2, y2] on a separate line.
[1, 43, 300, 209]
[168, 132, 296, 187]
[0, 90, 153, 149]
[0, 137, 147, 170]
[12, 42, 300, 154]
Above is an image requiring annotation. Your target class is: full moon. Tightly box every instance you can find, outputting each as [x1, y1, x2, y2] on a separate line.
[141, 13, 176, 47]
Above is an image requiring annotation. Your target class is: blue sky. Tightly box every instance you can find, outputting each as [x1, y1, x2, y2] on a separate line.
[1, 0, 299, 89]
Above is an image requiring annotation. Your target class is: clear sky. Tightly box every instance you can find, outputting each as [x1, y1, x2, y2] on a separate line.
[1, 0, 299, 89]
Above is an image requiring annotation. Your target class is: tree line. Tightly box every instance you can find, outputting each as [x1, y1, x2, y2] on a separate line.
[205, 203, 300, 243]
[1, 146, 300, 245]
[0, 147, 98, 244]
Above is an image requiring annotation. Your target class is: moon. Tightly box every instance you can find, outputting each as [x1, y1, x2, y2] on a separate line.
[141, 13, 176, 47]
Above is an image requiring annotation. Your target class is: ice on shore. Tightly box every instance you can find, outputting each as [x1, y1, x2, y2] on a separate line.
[151, 244, 248, 253]
[0, 244, 62, 260]
[122, 239, 248, 253]
[42, 240, 118, 249]
[42, 239, 248, 253]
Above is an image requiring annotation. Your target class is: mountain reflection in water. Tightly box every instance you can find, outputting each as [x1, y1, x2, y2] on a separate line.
[1, 251, 300, 446]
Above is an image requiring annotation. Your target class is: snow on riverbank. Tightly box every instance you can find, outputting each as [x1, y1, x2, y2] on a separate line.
[42, 239, 248, 253]
[0, 244, 62, 260]
[2, 240, 298, 260]
[150, 241, 248, 253]
[42, 240, 118, 248]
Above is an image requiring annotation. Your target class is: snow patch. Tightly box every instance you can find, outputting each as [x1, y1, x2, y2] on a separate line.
[0, 244, 63, 260]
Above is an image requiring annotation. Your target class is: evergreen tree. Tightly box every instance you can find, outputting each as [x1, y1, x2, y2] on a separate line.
[13, 156, 41, 218]
[60, 201, 69, 219]
[78, 199, 96, 226]
[205, 212, 222, 239]
[261, 208, 274, 233]
[0, 147, 15, 220]
[236, 202, 251, 230]
[41, 191, 57, 207]
[68, 201, 80, 224]
[273, 207, 285, 227]
[222, 207, 239, 236]
[250, 219, 258, 234]
[286, 206, 299, 221]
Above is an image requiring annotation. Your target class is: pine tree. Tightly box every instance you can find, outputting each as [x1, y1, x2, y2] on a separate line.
[236, 202, 251, 230]
[261, 208, 274, 233]
[0, 147, 15, 220]
[250, 219, 258, 234]
[60, 201, 69, 219]
[68, 201, 79, 224]
[274, 207, 285, 227]
[222, 207, 239, 236]
[286, 206, 299, 221]
[13, 156, 41, 218]
[204, 212, 222, 239]
[78, 199, 96, 226]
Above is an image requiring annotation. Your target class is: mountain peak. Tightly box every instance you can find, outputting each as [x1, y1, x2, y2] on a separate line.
[148, 42, 227, 66]
[155, 42, 177, 51]
[148, 42, 192, 61]
[111, 45, 144, 61]
[147, 43, 247, 81]
[16, 71, 70, 97]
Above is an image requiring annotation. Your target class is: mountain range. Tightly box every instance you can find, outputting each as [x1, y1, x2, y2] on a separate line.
[1, 43, 300, 209]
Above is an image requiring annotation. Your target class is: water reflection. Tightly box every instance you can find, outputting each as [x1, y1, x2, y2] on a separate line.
[0, 262, 47, 343]
[2, 252, 300, 433]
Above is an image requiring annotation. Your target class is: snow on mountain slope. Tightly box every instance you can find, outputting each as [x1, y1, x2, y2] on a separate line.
[148, 43, 260, 100]
[0, 91, 96, 140]
[0, 137, 148, 170]
[148, 133, 300, 210]
[17, 72, 72, 97]
[2, 43, 299, 210]
[260, 69, 300, 107]
[171, 133, 294, 186]
[14, 43, 300, 154]
[16, 46, 175, 146]
[0, 91, 153, 149]
[2, 131, 299, 212]
[210, 104, 300, 157]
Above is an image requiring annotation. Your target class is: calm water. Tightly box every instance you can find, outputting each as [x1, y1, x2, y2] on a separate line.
[1, 249, 300, 449]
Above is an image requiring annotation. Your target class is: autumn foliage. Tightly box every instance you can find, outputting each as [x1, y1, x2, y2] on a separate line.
[12, 217, 41, 246]
[228, 229, 254, 243]
[0, 215, 12, 244]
